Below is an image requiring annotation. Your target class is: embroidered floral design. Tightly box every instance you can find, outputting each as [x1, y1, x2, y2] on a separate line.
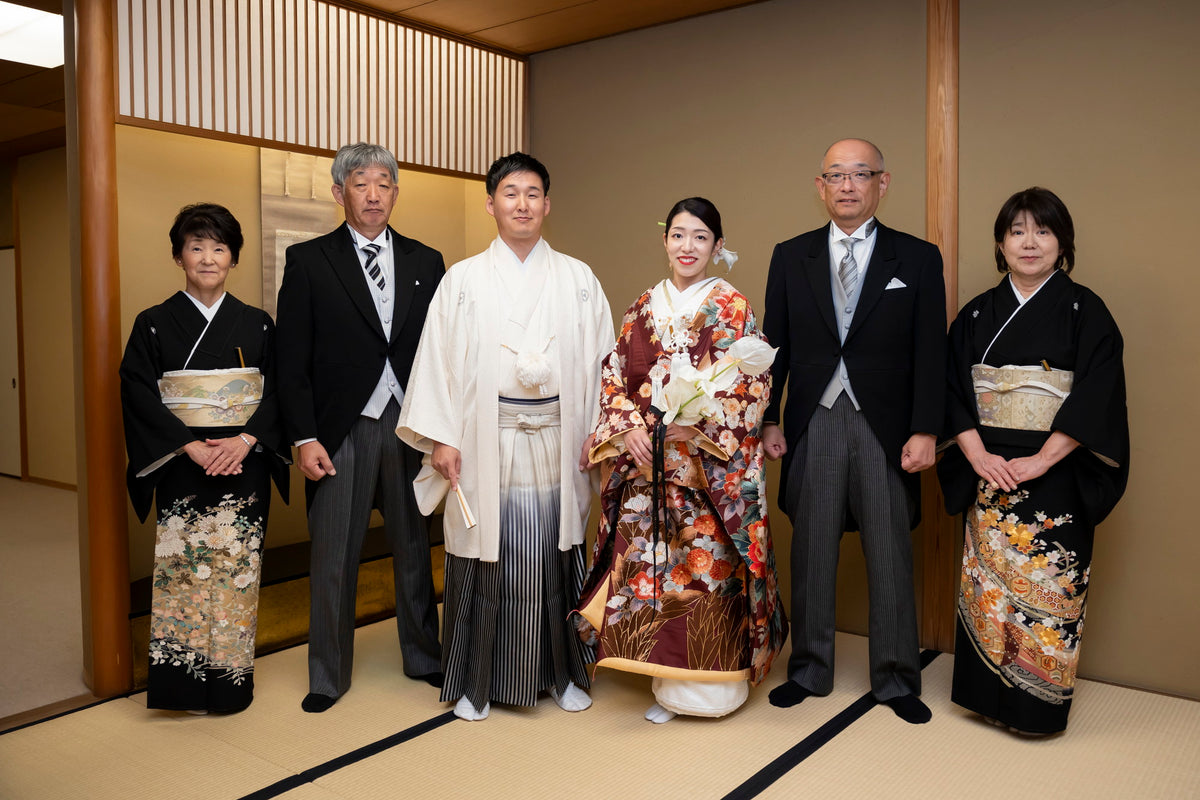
[150, 493, 265, 685]
[958, 483, 1083, 705]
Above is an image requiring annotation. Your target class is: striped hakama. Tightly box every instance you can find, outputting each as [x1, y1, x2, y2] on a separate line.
[440, 397, 593, 710]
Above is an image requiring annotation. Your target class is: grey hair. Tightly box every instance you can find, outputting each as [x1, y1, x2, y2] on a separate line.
[331, 142, 399, 186]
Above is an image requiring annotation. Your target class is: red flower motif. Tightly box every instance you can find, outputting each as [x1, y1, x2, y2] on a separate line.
[687, 548, 714, 574]
[629, 571, 657, 600]
[693, 515, 718, 536]
[747, 540, 765, 577]
[670, 564, 693, 586]
[723, 473, 742, 499]
[709, 558, 733, 581]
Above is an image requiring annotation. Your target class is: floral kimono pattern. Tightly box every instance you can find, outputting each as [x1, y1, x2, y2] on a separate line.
[577, 280, 787, 686]
[959, 484, 1086, 707]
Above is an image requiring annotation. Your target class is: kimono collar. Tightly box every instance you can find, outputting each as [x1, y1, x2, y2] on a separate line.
[1007, 269, 1059, 306]
[183, 290, 226, 321]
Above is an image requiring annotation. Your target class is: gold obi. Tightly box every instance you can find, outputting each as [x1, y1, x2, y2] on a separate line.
[158, 367, 263, 427]
[972, 364, 1073, 432]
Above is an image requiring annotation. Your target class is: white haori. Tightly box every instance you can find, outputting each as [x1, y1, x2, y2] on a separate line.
[398, 237, 614, 561]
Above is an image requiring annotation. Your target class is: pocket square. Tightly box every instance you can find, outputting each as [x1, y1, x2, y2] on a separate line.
[885, 277, 907, 290]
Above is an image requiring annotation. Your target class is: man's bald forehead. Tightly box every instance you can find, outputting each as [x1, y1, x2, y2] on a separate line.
[820, 138, 885, 171]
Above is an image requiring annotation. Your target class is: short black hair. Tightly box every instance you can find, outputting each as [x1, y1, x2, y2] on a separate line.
[486, 152, 550, 196]
[169, 203, 244, 263]
[993, 187, 1075, 274]
[664, 197, 723, 242]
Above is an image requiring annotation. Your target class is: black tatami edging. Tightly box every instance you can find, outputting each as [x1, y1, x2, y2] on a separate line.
[721, 649, 944, 800]
[238, 710, 458, 800]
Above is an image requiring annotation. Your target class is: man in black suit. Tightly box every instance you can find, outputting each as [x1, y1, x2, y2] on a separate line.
[276, 142, 444, 713]
[761, 138, 945, 724]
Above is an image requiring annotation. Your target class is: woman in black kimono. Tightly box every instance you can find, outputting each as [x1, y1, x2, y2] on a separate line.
[938, 187, 1128, 735]
[120, 203, 288, 713]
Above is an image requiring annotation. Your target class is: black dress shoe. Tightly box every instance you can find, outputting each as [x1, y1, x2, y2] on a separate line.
[410, 671, 444, 689]
[301, 693, 338, 713]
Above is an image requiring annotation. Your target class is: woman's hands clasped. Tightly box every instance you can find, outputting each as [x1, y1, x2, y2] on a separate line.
[183, 433, 257, 476]
[956, 428, 1079, 492]
[620, 423, 695, 469]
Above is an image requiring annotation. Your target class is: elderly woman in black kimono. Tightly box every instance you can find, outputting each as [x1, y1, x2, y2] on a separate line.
[938, 187, 1128, 735]
[120, 203, 288, 714]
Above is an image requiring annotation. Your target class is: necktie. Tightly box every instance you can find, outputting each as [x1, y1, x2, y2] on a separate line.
[839, 237, 858, 298]
[363, 243, 385, 291]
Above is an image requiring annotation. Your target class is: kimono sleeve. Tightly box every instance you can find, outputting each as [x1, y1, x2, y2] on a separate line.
[589, 304, 649, 462]
[396, 284, 465, 453]
[119, 311, 195, 520]
[241, 310, 285, 454]
[1053, 289, 1129, 468]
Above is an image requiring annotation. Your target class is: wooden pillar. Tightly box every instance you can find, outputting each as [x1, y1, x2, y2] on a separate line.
[76, 0, 133, 695]
[920, 0, 959, 653]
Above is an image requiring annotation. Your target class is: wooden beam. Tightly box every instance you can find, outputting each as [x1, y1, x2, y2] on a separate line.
[76, 0, 133, 696]
[921, 0, 959, 654]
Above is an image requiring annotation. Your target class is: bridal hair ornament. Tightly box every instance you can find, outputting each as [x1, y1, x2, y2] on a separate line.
[712, 246, 739, 272]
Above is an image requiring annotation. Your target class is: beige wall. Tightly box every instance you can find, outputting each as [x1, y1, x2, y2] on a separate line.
[16, 148, 75, 485]
[113, 126, 487, 578]
[960, 0, 1200, 697]
[530, 0, 929, 661]
[531, 0, 1197, 698]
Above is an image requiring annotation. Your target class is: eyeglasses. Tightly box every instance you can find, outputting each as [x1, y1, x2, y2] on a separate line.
[821, 170, 883, 185]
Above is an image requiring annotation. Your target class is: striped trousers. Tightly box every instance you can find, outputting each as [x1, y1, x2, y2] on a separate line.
[782, 393, 921, 701]
[307, 398, 442, 698]
[440, 397, 593, 710]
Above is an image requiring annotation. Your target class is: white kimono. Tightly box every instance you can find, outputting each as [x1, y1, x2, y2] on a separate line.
[397, 237, 614, 561]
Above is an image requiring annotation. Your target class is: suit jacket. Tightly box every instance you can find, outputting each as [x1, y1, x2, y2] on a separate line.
[275, 223, 445, 504]
[762, 221, 946, 523]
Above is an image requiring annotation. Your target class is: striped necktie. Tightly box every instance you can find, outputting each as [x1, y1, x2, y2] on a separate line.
[839, 237, 858, 298]
[362, 243, 385, 291]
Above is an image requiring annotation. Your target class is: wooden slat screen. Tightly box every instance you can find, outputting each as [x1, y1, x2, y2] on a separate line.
[115, 0, 527, 176]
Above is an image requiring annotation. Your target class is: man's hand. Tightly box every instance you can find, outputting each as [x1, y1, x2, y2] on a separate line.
[900, 432, 936, 473]
[298, 441, 336, 481]
[432, 442, 462, 489]
[578, 434, 596, 472]
[763, 424, 787, 460]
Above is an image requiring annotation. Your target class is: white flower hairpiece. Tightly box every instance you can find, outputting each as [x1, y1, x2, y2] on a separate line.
[712, 246, 738, 271]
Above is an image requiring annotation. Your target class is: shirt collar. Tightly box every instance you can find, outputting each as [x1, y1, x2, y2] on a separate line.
[828, 217, 877, 243]
[347, 225, 389, 251]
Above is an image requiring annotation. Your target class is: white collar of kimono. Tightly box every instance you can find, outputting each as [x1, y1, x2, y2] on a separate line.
[494, 236, 545, 270]
[652, 276, 718, 321]
[183, 290, 226, 321]
[1007, 270, 1056, 306]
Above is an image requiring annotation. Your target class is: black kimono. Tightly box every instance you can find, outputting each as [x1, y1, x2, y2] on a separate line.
[938, 270, 1128, 734]
[120, 291, 288, 712]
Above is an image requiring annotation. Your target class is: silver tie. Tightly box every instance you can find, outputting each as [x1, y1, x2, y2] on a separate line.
[839, 237, 858, 298]
[363, 243, 385, 291]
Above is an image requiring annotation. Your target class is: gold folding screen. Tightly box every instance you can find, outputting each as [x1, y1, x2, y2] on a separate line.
[114, 0, 527, 176]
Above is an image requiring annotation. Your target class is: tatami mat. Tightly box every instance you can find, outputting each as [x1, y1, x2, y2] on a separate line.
[2, 620, 1197, 799]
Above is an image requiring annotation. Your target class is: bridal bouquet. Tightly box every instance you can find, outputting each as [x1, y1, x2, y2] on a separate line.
[660, 336, 777, 427]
